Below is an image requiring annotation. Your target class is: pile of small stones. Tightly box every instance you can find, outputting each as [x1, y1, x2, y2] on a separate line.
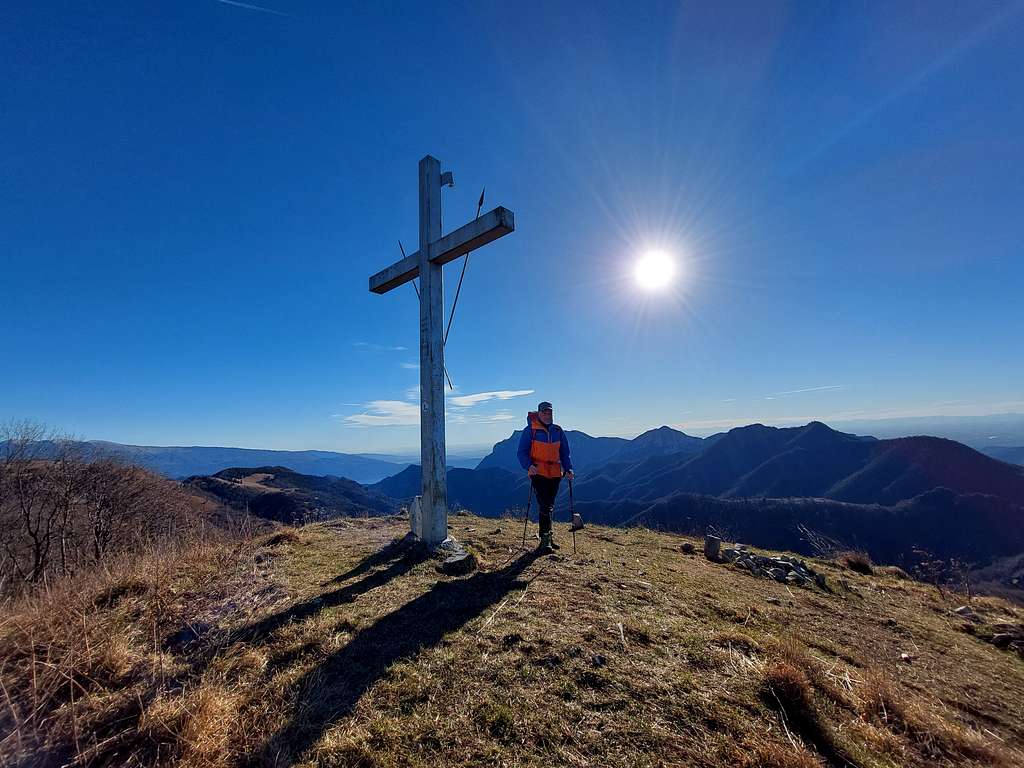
[705, 536, 826, 590]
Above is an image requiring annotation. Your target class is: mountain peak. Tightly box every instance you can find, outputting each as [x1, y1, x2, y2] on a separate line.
[637, 425, 692, 437]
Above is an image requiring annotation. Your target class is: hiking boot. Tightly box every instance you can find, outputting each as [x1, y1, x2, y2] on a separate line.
[537, 532, 555, 553]
[534, 532, 560, 549]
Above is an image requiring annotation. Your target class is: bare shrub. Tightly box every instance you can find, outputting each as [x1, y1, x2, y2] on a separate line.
[796, 524, 845, 559]
[261, 529, 301, 547]
[835, 550, 873, 575]
[1, 421, 210, 599]
[706, 521, 737, 543]
[909, 546, 978, 601]
[881, 565, 911, 580]
[1, 421, 68, 585]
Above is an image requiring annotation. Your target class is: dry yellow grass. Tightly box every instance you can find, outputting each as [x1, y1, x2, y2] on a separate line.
[2, 514, 1023, 767]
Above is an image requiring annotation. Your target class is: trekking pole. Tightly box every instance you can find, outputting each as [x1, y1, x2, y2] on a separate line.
[569, 478, 577, 555]
[521, 483, 534, 549]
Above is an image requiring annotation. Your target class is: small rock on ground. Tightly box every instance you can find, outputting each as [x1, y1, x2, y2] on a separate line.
[440, 551, 477, 576]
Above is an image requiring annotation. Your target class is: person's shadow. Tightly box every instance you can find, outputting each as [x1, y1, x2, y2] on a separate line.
[246, 548, 539, 766]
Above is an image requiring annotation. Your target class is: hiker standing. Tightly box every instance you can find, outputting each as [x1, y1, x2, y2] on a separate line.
[517, 401, 574, 552]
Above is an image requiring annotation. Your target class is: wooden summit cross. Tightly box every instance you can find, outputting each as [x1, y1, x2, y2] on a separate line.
[369, 155, 515, 547]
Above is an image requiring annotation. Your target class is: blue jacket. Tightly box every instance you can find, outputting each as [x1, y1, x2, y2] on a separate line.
[517, 413, 573, 473]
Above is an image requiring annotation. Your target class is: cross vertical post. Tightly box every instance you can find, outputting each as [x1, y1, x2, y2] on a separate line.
[418, 156, 448, 546]
[368, 155, 515, 548]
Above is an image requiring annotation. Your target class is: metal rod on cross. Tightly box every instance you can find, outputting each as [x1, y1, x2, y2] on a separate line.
[369, 156, 515, 547]
[443, 187, 484, 347]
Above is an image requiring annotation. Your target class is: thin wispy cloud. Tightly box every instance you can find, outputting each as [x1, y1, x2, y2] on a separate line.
[400, 362, 419, 370]
[343, 388, 532, 427]
[352, 342, 408, 352]
[343, 401, 519, 428]
[673, 400, 1024, 434]
[449, 390, 534, 408]
[720, 386, 844, 404]
[403, 384, 460, 401]
[213, 0, 290, 17]
[475, 410, 516, 423]
[768, 385, 846, 397]
[832, 400, 1024, 421]
[344, 387, 532, 430]
[344, 400, 419, 427]
[447, 409, 517, 425]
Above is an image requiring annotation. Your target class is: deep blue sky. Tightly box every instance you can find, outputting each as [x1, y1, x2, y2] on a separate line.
[3, 1, 1022, 452]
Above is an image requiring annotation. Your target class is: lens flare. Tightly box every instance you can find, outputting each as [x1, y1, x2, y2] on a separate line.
[634, 250, 676, 290]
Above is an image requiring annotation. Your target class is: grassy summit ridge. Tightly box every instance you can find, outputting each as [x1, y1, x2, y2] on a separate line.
[2, 515, 1023, 767]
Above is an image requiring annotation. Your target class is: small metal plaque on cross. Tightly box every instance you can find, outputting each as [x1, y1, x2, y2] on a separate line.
[368, 155, 515, 546]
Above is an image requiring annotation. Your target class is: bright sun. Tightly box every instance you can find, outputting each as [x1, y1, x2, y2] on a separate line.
[634, 250, 677, 291]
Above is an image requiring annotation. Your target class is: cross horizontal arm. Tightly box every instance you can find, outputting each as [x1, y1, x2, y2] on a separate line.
[369, 252, 420, 294]
[428, 206, 514, 266]
[368, 206, 515, 294]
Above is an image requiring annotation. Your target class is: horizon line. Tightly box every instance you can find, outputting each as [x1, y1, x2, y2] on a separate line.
[25, 409, 1024, 455]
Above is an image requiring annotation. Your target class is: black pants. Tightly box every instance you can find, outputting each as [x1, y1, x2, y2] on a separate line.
[531, 475, 562, 535]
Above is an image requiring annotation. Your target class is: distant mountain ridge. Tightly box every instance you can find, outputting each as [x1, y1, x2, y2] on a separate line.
[475, 424, 704, 473]
[32, 421, 1023, 582]
[370, 421, 1024, 576]
[9, 440, 408, 483]
[186, 466, 397, 524]
[576, 422, 1024, 506]
[380, 421, 1024, 514]
[372, 465, 525, 515]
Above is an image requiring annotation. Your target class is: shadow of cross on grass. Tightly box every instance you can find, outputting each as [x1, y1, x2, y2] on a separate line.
[231, 536, 429, 647]
[248, 549, 539, 766]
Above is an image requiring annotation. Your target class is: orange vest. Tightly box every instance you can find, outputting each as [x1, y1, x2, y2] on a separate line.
[528, 412, 563, 478]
